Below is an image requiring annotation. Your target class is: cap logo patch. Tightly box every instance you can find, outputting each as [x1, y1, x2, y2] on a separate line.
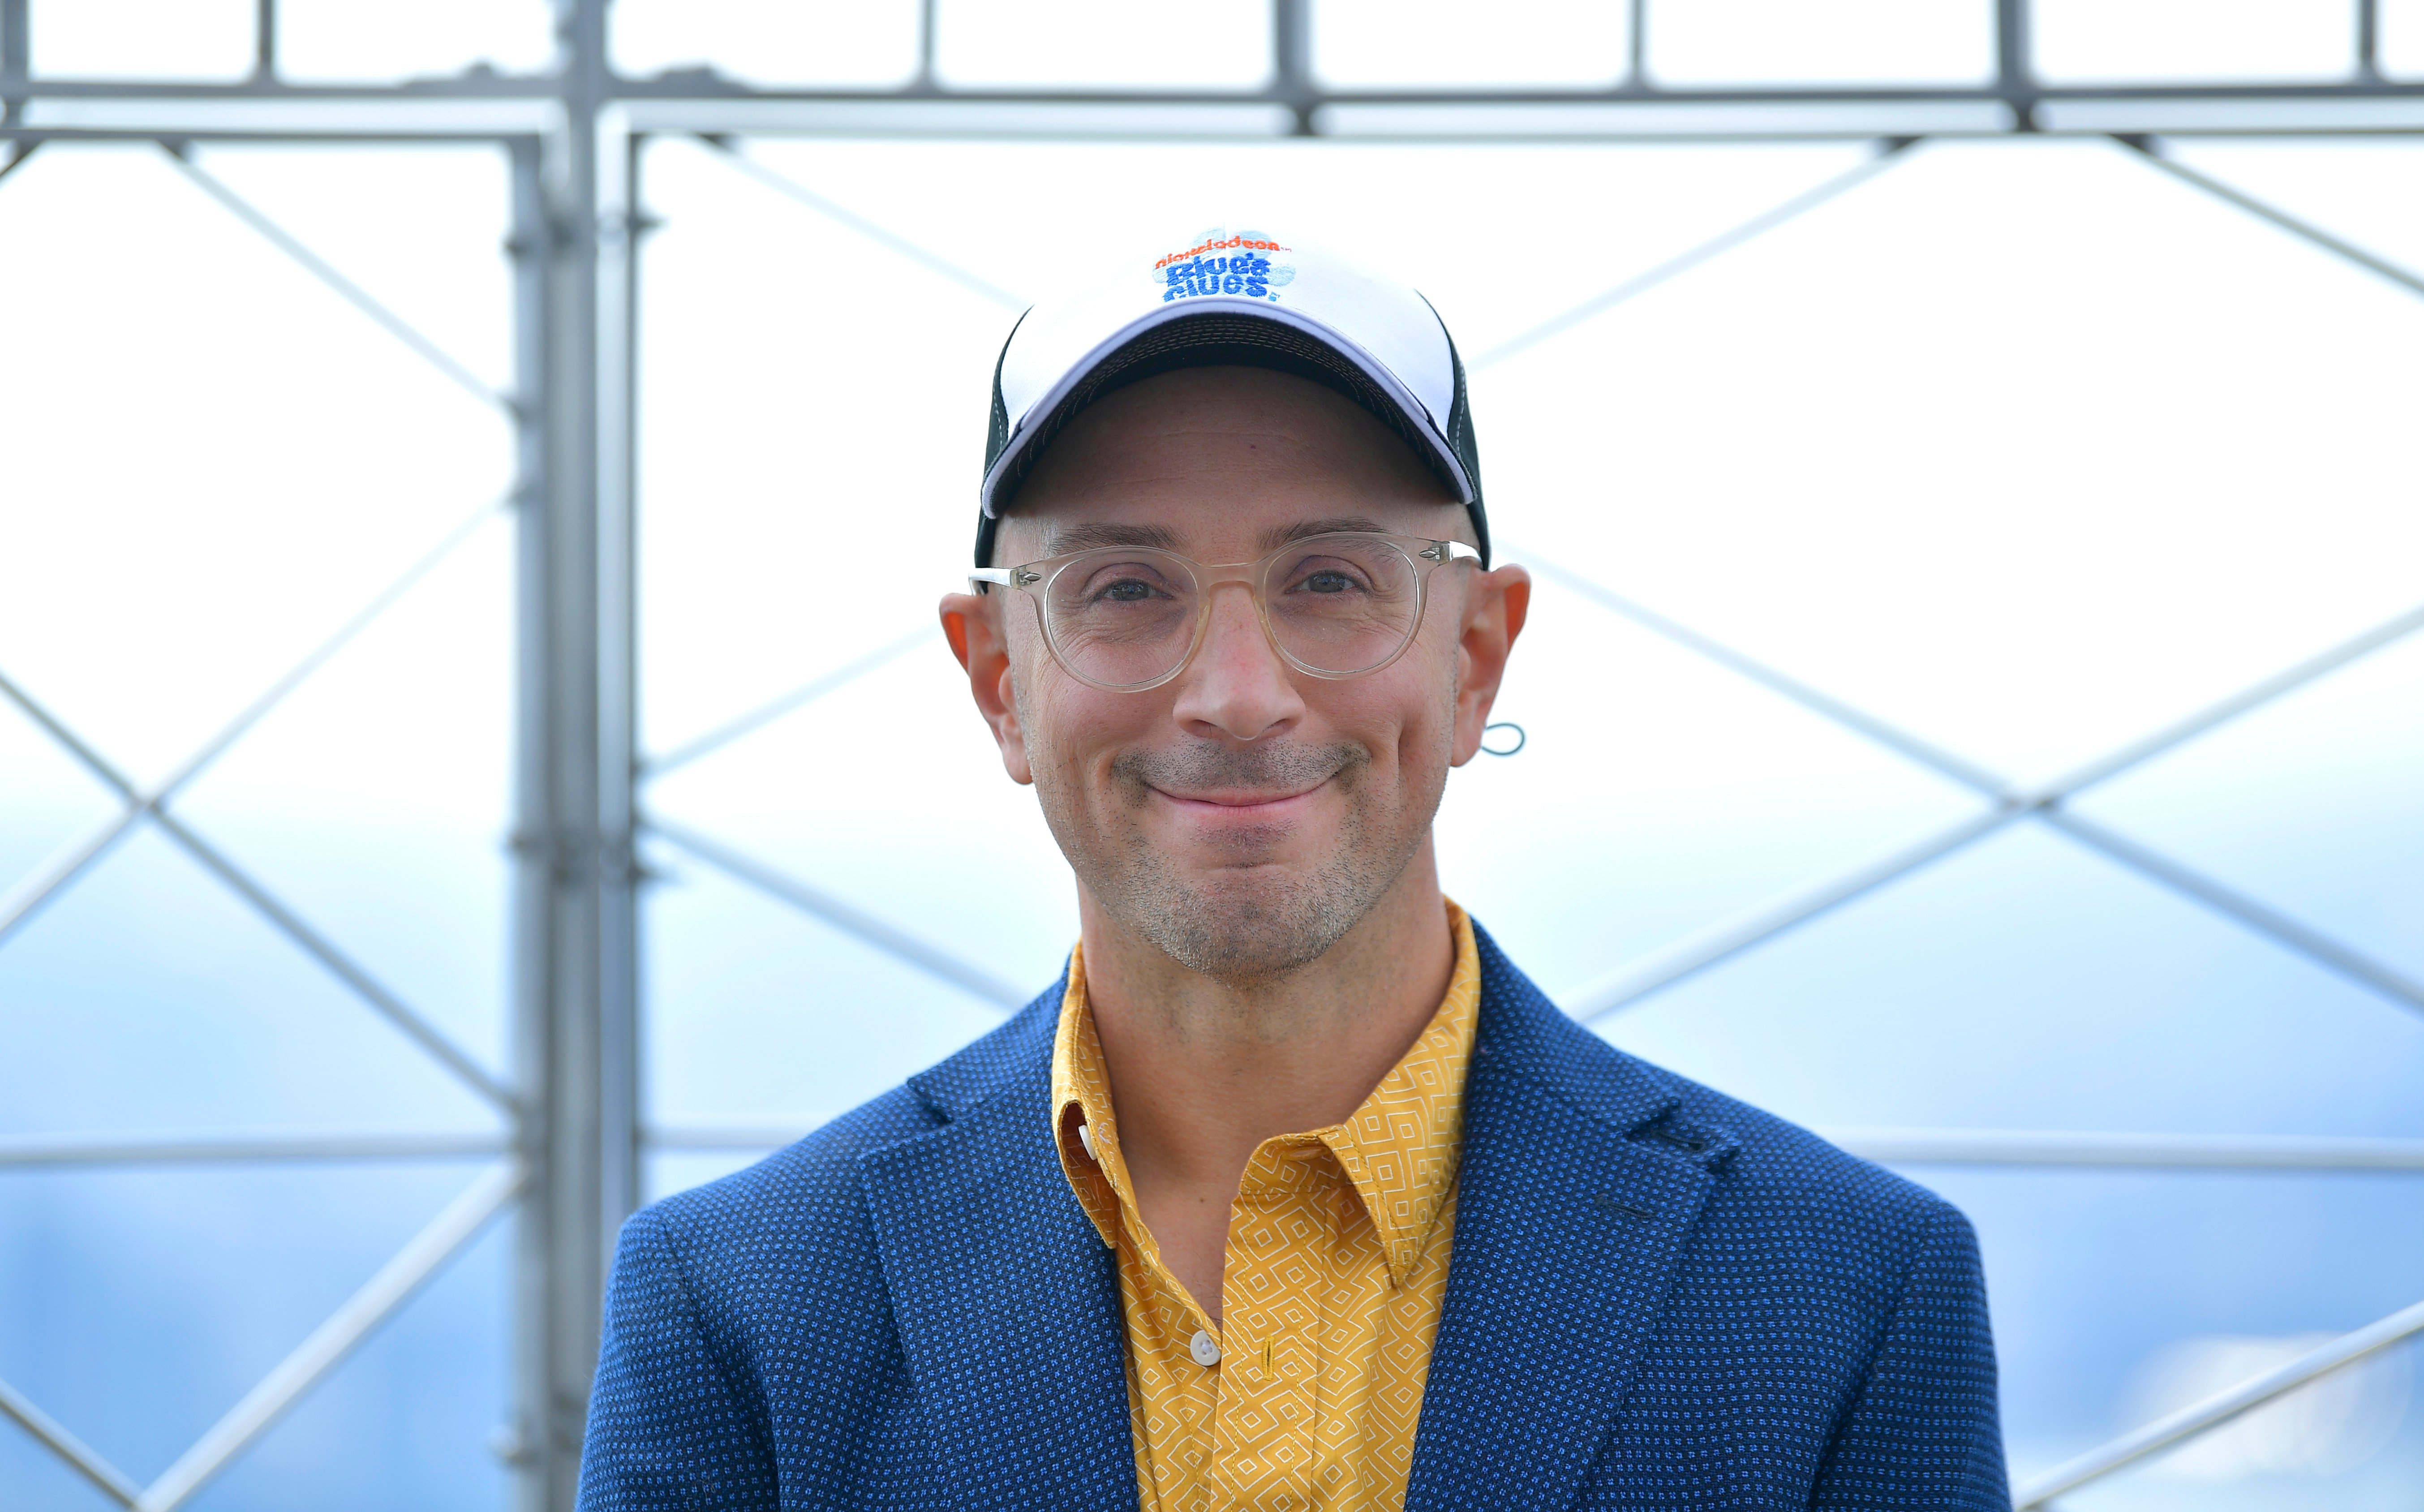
[1152, 227, 1296, 304]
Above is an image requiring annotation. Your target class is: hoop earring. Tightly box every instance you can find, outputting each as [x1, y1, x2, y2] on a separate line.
[1480, 722, 1525, 757]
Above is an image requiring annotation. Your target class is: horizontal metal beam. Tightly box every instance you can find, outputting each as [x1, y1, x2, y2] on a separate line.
[1825, 1126, 2424, 1172]
[14, 71, 2424, 107]
[136, 1160, 526, 1512]
[11, 88, 2424, 145]
[0, 1130, 509, 1168]
[2014, 1293, 2424, 1507]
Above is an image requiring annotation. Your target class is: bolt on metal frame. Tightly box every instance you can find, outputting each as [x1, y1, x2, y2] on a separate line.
[3, 0, 2423, 1506]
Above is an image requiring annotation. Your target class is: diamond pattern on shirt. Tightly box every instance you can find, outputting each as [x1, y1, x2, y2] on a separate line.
[1050, 901, 1481, 1512]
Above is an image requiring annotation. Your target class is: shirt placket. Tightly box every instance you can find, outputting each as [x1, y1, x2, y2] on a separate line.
[1211, 1136, 1332, 1511]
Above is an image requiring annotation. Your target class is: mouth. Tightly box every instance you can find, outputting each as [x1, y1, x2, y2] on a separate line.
[1146, 777, 1333, 818]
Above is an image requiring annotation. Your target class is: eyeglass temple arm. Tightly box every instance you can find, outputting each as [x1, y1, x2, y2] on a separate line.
[971, 540, 1473, 592]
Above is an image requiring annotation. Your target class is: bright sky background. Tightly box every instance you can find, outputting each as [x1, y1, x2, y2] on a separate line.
[4, 3, 2424, 1510]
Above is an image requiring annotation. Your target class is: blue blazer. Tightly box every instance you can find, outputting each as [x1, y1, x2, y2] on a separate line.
[580, 925, 2007, 1510]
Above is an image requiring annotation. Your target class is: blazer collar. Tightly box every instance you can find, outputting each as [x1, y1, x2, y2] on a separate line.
[864, 975, 1139, 1510]
[1408, 924, 1732, 1511]
[864, 937, 1732, 1511]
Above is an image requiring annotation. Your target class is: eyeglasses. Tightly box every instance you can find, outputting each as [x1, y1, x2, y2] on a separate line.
[969, 530, 1482, 692]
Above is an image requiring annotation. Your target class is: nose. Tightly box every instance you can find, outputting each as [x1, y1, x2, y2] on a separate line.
[1169, 580, 1303, 742]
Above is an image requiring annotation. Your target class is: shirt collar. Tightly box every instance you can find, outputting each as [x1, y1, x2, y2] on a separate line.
[1049, 900, 1483, 1287]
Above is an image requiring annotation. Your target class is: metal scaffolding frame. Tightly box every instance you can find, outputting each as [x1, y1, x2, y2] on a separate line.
[3, 0, 2422, 1506]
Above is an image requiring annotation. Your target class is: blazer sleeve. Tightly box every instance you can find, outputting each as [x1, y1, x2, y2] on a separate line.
[1810, 1200, 2008, 1511]
[578, 1206, 780, 1512]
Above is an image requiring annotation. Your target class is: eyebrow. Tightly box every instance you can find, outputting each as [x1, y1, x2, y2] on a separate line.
[1036, 515, 1394, 560]
[1040, 522, 1185, 555]
[1258, 516, 1387, 551]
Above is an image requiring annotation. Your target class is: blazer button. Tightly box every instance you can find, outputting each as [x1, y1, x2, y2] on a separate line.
[1190, 1331, 1222, 1367]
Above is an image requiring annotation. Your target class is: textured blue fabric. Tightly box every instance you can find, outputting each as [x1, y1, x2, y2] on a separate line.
[580, 924, 2006, 1510]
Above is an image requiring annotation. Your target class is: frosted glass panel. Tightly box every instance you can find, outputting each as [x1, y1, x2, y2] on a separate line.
[2034, 0, 2355, 83]
[1649, 0, 1994, 86]
[613, 0, 922, 88]
[934, 0, 1270, 89]
[31, 0, 255, 80]
[1315, 0, 1629, 89]
[2382, 0, 2424, 77]
[277, 0, 555, 84]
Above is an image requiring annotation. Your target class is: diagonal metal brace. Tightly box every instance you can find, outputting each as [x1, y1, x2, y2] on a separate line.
[0, 495, 506, 947]
[2113, 134, 2424, 303]
[642, 815, 1030, 1009]
[695, 136, 1029, 313]
[1470, 137, 1922, 372]
[642, 626, 937, 779]
[158, 144, 516, 415]
[1538, 558, 2424, 1022]
[134, 1160, 527, 1512]
[2014, 1293, 2424, 1507]
[0, 721, 515, 1112]
[0, 1374, 142, 1508]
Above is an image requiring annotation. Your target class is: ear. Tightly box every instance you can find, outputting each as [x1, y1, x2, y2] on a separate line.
[940, 589, 1035, 786]
[1448, 563, 1531, 767]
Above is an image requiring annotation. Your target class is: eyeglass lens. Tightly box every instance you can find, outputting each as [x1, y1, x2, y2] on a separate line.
[1042, 536, 1424, 687]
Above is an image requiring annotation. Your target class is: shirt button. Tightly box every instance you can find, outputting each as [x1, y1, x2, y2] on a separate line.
[1189, 1330, 1222, 1367]
[1076, 1121, 1098, 1161]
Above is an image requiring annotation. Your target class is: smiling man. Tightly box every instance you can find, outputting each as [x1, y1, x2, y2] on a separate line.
[579, 231, 2007, 1511]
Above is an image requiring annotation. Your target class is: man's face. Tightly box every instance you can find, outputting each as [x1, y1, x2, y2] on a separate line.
[941, 366, 1528, 985]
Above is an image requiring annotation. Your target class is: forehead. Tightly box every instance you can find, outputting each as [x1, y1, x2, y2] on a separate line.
[999, 365, 1463, 559]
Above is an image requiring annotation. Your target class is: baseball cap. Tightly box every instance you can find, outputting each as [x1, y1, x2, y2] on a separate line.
[975, 226, 1487, 568]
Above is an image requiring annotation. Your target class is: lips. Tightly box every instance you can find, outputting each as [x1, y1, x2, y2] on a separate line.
[1150, 779, 1331, 811]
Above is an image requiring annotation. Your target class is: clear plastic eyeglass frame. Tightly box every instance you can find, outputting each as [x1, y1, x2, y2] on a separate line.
[968, 530, 1484, 692]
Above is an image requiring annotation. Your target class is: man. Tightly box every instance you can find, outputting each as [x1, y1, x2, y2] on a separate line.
[580, 229, 2006, 1510]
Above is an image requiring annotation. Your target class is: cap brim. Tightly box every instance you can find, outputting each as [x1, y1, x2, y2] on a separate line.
[979, 299, 1476, 522]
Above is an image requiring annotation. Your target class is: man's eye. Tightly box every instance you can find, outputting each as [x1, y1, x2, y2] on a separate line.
[1299, 571, 1358, 594]
[1099, 578, 1160, 602]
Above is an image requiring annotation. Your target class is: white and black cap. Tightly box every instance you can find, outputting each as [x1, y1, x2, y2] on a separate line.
[976, 225, 1487, 567]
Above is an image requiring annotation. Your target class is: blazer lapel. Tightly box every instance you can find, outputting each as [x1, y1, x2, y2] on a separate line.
[859, 996, 1136, 1511]
[1408, 932, 1719, 1511]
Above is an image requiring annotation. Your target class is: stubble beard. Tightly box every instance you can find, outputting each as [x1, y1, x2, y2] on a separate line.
[1033, 725, 1448, 989]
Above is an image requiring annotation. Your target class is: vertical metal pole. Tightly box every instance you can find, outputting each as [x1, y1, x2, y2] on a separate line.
[1272, 0, 1313, 136]
[1995, 0, 2037, 130]
[2, 0, 28, 126]
[507, 128, 585, 1512]
[252, 0, 276, 82]
[505, 0, 628, 1499]
[595, 103, 644, 1266]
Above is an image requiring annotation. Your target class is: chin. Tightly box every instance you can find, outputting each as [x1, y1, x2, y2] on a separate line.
[1131, 864, 1374, 985]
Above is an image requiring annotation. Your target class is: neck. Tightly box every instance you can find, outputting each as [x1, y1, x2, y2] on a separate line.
[1076, 843, 1456, 1193]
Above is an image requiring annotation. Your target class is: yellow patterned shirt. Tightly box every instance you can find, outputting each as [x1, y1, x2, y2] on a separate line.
[1049, 901, 1481, 1512]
